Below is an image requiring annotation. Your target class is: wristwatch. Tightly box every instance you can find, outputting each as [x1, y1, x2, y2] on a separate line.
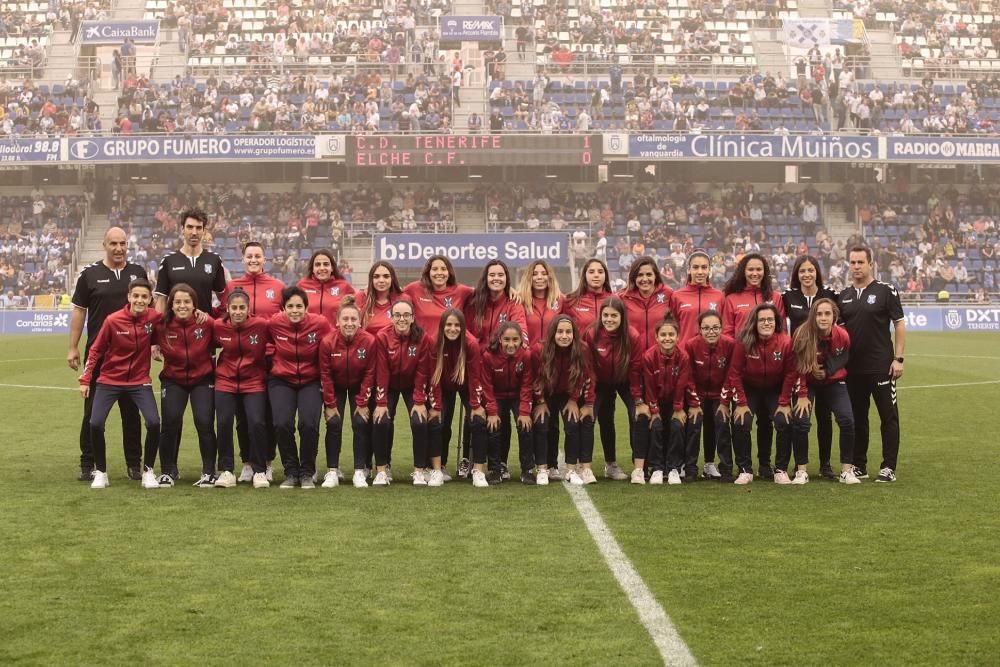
[895, 357, 904, 363]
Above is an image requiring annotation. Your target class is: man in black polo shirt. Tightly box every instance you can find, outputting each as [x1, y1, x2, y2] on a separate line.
[68, 227, 147, 481]
[154, 208, 226, 314]
[837, 245, 906, 483]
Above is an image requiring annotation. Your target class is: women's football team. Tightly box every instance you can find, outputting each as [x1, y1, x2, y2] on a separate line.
[80, 247, 865, 489]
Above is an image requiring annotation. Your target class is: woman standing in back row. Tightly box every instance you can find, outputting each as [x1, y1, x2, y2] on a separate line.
[619, 256, 673, 351]
[562, 258, 613, 332]
[403, 254, 474, 333]
[297, 248, 355, 326]
[671, 250, 724, 343]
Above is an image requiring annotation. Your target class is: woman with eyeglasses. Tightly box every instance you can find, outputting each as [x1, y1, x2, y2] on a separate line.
[725, 303, 797, 485]
[682, 310, 736, 482]
[371, 299, 435, 486]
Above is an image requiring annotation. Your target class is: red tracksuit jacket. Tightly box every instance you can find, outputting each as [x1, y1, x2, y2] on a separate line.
[403, 281, 475, 333]
[670, 283, 725, 343]
[725, 333, 797, 407]
[212, 316, 269, 393]
[525, 294, 564, 345]
[80, 305, 163, 386]
[374, 328, 433, 406]
[464, 292, 528, 346]
[267, 312, 332, 386]
[620, 285, 674, 351]
[297, 276, 356, 325]
[722, 287, 786, 337]
[683, 334, 737, 402]
[354, 289, 397, 335]
[154, 315, 215, 385]
[796, 325, 851, 397]
[429, 331, 486, 410]
[583, 324, 643, 393]
[641, 345, 692, 414]
[218, 272, 286, 319]
[480, 346, 534, 417]
[562, 288, 613, 333]
[530, 342, 595, 406]
[319, 329, 376, 410]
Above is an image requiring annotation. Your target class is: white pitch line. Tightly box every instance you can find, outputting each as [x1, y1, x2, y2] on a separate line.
[564, 484, 698, 666]
[908, 354, 1000, 360]
[0, 383, 76, 391]
[0, 357, 64, 363]
[898, 379, 1000, 390]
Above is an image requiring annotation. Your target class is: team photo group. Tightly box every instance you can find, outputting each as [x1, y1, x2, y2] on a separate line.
[70, 207, 906, 492]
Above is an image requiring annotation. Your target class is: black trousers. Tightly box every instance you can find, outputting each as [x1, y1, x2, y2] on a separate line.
[79, 357, 141, 469]
[268, 377, 323, 480]
[325, 387, 374, 471]
[634, 409, 684, 472]
[159, 376, 216, 476]
[684, 397, 734, 474]
[487, 398, 540, 474]
[792, 382, 855, 468]
[372, 389, 431, 468]
[814, 393, 833, 466]
[90, 384, 160, 473]
[236, 388, 275, 463]
[594, 382, 635, 464]
[533, 393, 595, 466]
[846, 373, 899, 471]
[433, 388, 487, 466]
[216, 390, 267, 473]
[732, 386, 788, 474]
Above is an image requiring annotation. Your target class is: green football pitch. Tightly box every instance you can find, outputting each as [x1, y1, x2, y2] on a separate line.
[1, 333, 997, 666]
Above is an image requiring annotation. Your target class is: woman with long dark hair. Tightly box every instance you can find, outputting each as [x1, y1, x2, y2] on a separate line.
[532, 315, 596, 485]
[267, 286, 332, 489]
[583, 297, 642, 481]
[319, 295, 377, 488]
[620, 256, 673, 351]
[790, 298, 861, 485]
[154, 283, 217, 487]
[403, 254, 475, 333]
[371, 298, 435, 486]
[355, 260, 403, 335]
[561, 258, 613, 332]
[682, 310, 736, 482]
[783, 255, 838, 478]
[481, 321, 542, 484]
[297, 248, 355, 325]
[466, 259, 527, 346]
[725, 303, 797, 485]
[212, 288, 270, 488]
[722, 253, 785, 479]
[428, 309, 489, 487]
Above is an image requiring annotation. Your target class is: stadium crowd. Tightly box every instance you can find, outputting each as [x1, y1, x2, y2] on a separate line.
[0, 191, 84, 298]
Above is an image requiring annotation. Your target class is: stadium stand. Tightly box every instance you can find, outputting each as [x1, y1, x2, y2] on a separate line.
[0, 193, 85, 297]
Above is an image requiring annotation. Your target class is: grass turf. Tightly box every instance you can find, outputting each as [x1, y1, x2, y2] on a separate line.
[0, 332, 997, 665]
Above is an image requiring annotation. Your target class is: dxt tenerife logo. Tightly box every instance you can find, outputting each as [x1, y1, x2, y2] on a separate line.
[70, 140, 100, 160]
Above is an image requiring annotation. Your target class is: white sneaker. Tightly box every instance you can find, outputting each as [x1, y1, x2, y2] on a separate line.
[840, 470, 861, 485]
[238, 464, 254, 483]
[471, 469, 489, 488]
[734, 472, 753, 485]
[322, 470, 340, 488]
[372, 470, 390, 486]
[630, 468, 646, 484]
[352, 470, 368, 488]
[214, 471, 237, 488]
[703, 462, 722, 479]
[265, 465, 274, 482]
[536, 468, 549, 485]
[566, 469, 584, 486]
[791, 470, 809, 485]
[141, 467, 160, 489]
[91, 471, 110, 489]
[604, 462, 628, 480]
[773, 470, 792, 485]
[411, 469, 427, 486]
[649, 470, 664, 485]
[667, 470, 682, 485]
[427, 469, 444, 487]
[580, 468, 598, 485]
[252, 472, 269, 488]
